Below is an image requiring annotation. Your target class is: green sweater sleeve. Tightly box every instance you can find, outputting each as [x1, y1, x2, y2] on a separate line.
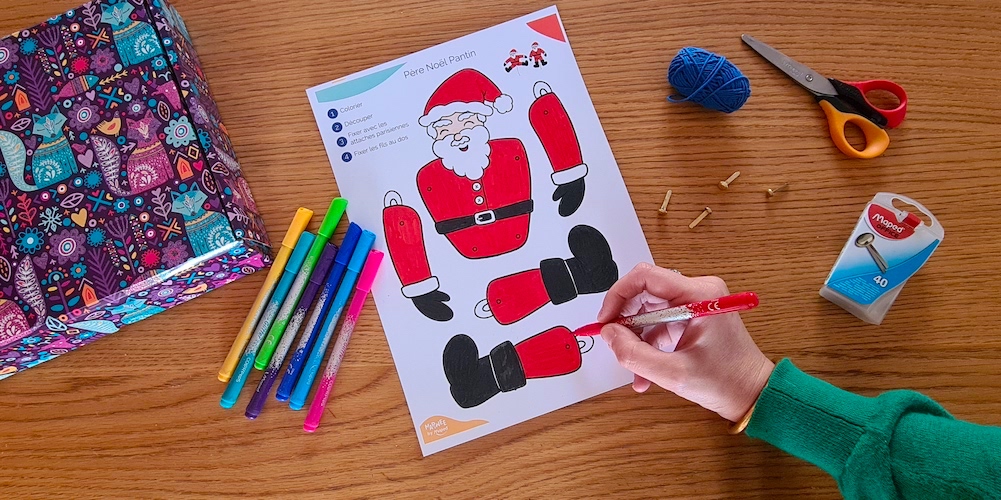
[746, 359, 1001, 499]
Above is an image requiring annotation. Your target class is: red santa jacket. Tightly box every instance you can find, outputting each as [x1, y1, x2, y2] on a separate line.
[417, 138, 532, 259]
[383, 88, 586, 301]
[382, 138, 533, 297]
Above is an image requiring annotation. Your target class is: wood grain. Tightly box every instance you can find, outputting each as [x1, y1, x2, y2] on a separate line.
[2, 0, 1001, 497]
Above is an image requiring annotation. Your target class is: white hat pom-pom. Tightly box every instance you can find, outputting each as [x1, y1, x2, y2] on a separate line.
[493, 94, 513, 114]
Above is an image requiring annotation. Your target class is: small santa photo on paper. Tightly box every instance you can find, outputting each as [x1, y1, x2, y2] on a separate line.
[503, 42, 548, 72]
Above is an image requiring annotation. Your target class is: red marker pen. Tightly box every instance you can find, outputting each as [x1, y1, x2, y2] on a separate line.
[574, 292, 759, 336]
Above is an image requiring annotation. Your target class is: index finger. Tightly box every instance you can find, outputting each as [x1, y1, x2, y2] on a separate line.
[597, 263, 728, 322]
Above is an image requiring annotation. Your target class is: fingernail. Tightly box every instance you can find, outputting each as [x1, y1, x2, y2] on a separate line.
[599, 324, 614, 342]
[596, 305, 607, 321]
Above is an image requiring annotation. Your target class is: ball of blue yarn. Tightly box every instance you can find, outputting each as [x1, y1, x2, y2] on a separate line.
[667, 47, 751, 113]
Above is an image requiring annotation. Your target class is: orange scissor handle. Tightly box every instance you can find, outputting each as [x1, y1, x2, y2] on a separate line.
[818, 100, 890, 159]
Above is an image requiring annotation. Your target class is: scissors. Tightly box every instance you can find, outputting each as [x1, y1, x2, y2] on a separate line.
[741, 34, 908, 159]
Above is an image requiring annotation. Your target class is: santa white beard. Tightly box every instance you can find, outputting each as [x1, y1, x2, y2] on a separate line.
[432, 125, 491, 180]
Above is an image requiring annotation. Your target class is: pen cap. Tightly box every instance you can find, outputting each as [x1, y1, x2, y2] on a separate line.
[348, 231, 377, 273]
[281, 208, 314, 248]
[287, 232, 316, 271]
[310, 243, 339, 285]
[318, 198, 349, 239]
[356, 250, 384, 293]
[336, 223, 363, 266]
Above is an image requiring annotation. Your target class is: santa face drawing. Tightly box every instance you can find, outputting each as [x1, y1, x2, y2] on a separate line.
[428, 111, 491, 180]
[383, 68, 598, 324]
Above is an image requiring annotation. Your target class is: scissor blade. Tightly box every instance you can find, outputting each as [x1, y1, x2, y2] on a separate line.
[741, 34, 838, 97]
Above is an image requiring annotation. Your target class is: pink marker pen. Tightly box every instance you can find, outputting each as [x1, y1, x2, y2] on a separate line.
[303, 250, 384, 433]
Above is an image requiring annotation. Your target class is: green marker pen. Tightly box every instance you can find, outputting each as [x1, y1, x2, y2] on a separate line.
[254, 197, 348, 369]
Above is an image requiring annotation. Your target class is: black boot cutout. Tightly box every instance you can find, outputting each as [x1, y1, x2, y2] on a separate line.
[443, 334, 526, 408]
[540, 225, 617, 305]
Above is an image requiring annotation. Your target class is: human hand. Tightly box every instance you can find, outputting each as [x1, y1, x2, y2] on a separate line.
[597, 263, 774, 422]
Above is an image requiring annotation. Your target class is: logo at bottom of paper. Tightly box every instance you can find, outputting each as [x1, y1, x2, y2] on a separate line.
[420, 415, 488, 444]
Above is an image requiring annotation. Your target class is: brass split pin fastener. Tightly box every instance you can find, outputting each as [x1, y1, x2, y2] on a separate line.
[718, 171, 740, 190]
[766, 183, 789, 198]
[689, 207, 712, 229]
[658, 190, 672, 214]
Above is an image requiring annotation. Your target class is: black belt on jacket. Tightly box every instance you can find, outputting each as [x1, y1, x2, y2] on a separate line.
[434, 199, 534, 235]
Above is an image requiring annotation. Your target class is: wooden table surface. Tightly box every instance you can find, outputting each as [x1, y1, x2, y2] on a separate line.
[3, 0, 1001, 497]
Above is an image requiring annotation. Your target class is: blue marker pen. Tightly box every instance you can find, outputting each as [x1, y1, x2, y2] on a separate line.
[221, 232, 315, 409]
[288, 230, 375, 410]
[245, 242, 339, 420]
[276, 223, 362, 401]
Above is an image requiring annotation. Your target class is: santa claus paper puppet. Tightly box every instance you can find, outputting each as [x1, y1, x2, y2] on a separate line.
[529, 42, 547, 67]
[383, 69, 592, 322]
[504, 49, 528, 72]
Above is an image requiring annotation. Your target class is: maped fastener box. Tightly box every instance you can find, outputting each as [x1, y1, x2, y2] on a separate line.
[0, 0, 270, 379]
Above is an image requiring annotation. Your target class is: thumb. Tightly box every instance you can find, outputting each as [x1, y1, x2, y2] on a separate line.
[600, 323, 682, 390]
[552, 183, 567, 201]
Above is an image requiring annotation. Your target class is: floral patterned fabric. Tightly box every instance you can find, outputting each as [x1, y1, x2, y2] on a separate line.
[0, 0, 271, 379]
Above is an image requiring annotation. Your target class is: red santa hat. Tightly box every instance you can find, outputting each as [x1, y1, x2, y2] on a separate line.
[509, 49, 518, 55]
[418, 69, 513, 127]
[532, 42, 539, 48]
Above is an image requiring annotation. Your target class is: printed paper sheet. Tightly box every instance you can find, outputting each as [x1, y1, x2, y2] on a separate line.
[307, 6, 652, 455]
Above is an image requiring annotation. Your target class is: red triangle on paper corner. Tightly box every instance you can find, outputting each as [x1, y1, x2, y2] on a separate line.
[527, 14, 565, 43]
